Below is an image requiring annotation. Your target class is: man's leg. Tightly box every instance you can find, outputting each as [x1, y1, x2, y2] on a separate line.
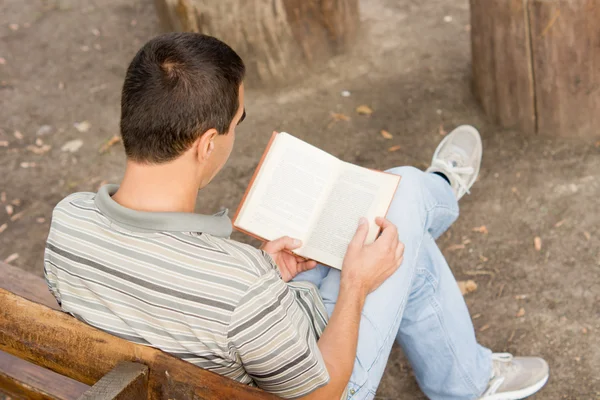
[395, 232, 492, 399]
[315, 166, 491, 399]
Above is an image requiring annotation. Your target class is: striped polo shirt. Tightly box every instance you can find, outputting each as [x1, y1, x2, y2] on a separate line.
[44, 185, 331, 399]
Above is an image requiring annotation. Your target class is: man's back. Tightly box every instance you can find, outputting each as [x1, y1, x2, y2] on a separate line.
[44, 186, 330, 398]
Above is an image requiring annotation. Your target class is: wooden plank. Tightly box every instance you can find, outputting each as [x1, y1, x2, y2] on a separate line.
[0, 261, 59, 310]
[470, 0, 536, 134]
[0, 289, 279, 400]
[0, 350, 89, 400]
[528, 0, 600, 136]
[78, 362, 148, 400]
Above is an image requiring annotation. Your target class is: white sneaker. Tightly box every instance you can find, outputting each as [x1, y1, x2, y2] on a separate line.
[480, 353, 550, 399]
[426, 125, 482, 200]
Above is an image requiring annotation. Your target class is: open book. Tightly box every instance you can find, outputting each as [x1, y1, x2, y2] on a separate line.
[233, 132, 401, 270]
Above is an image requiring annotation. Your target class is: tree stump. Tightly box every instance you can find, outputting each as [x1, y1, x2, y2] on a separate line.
[470, 0, 600, 137]
[154, 0, 360, 87]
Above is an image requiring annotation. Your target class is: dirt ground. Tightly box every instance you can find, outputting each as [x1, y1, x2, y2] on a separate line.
[1, 0, 599, 398]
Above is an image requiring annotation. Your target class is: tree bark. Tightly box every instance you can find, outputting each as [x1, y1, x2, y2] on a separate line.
[154, 0, 360, 86]
[470, 0, 600, 137]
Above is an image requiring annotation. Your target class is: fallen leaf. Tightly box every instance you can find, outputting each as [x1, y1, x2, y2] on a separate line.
[445, 244, 466, 252]
[516, 307, 526, 318]
[583, 231, 591, 241]
[74, 121, 91, 133]
[439, 124, 447, 136]
[479, 324, 490, 332]
[11, 199, 20, 206]
[9, 23, 19, 31]
[0, 192, 5, 203]
[5, 205, 13, 215]
[0, 140, 8, 147]
[61, 139, 84, 153]
[595, 140, 600, 148]
[4, 253, 19, 264]
[10, 211, 24, 222]
[340, 90, 351, 97]
[36, 217, 46, 224]
[443, 15, 453, 22]
[514, 294, 529, 300]
[472, 313, 481, 319]
[330, 112, 350, 121]
[0, 223, 7, 234]
[89, 84, 107, 94]
[457, 280, 478, 296]
[554, 219, 566, 228]
[20, 162, 36, 168]
[91, 28, 101, 36]
[327, 113, 351, 129]
[99, 135, 121, 154]
[462, 238, 472, 245]
[35, 138, 43, 146]
[534, 236, 542, 251]
[472, 225, 489, 234]
[380, 130, 393, 140]
[388, 145, 402, 152]
[479, 255, 489, 262]
[26, 144, 52, 154]
[511, 187, 519, 195]
[36, 125, 53, 136]
[13, 130, 23, 140]
[356, 105, 373, 116]
[582, 327, 588, 334]
[0, 57, 6, 65]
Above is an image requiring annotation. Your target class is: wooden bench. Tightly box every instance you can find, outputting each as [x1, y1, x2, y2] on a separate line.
[0, 261, 279, 400]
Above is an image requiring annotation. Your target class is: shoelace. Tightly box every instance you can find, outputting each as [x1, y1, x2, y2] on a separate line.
[431, 158, 474, 195]
[481, 353, 516, 397]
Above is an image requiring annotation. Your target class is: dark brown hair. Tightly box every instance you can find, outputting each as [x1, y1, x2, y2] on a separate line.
[120, 33, 245, 163]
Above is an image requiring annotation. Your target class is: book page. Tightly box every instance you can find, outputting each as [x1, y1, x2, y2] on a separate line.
[302, 163, 400, 269]
[235, 133, 340, 244]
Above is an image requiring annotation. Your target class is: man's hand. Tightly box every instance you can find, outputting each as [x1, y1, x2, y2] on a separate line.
[341, 217, 404, 298]
[261, 237, 317, 282]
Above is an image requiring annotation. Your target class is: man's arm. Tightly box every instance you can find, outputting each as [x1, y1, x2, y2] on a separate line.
[301, 217, 404, 399]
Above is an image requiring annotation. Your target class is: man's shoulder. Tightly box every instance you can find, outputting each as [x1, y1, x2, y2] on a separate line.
[54, 191, 97, 212]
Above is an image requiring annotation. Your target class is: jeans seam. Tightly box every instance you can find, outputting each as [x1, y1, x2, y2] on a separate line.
[428, 294, 482, 395]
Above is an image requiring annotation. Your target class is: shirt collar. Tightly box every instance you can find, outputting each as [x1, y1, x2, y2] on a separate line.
[94, 184, 232, 238]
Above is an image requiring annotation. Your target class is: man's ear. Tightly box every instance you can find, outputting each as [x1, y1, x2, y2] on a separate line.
[194, 129, 219, 162]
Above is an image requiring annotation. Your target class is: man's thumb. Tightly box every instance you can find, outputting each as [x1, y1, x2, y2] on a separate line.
[265, 236, 302, 252]
[349, 217, 369, 248]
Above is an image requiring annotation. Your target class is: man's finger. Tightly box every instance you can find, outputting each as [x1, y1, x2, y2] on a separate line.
[298, 260, 317, 272]
[377, 221, 398, 243]
[349, 217, 369, 249]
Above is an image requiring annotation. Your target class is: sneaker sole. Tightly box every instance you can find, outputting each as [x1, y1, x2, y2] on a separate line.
[483, 373, 549, 400]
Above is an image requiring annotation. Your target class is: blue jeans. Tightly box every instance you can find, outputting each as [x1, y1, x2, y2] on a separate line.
[293, 167, 492, 400]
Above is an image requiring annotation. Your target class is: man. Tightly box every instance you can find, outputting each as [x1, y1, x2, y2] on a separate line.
[44, 33, 549, 399]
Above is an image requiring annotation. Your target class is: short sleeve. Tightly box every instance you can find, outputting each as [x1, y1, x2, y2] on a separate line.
[228, 271, 329, 399]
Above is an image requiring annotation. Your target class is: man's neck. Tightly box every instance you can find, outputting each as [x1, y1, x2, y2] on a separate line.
[112, 160, 200, 213]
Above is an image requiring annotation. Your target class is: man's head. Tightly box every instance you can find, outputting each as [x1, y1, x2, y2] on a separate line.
[120, 33, 245, 186]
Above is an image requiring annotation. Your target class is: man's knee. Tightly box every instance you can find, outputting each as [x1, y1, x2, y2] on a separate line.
[385, 166, 427, 202]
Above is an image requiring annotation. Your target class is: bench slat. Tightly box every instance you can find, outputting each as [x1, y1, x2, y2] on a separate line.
[0, 261, 59, 310]
[0, 349, 89, 400]
[78, 362, 148, 400]
[0, 288, 279, 400]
